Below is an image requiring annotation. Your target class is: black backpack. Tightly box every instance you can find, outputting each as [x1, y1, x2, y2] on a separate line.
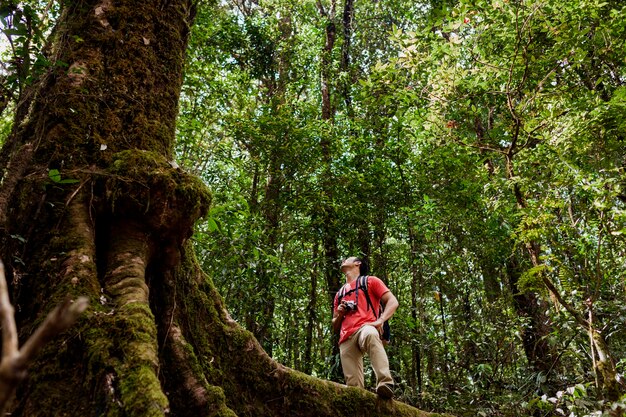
[336, 275, 391, 343]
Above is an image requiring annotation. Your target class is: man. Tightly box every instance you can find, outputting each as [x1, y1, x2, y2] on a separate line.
[332, 256, 399, 399]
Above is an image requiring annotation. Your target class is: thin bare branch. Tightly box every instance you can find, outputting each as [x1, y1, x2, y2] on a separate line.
[0, 261, 18, 359]
[16, 296, 89, 369]
[0, 260, 88, 414]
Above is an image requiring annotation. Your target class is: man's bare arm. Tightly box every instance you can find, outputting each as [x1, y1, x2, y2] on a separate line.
[366, 291, 399, 334]
[379, 291, 398, 322]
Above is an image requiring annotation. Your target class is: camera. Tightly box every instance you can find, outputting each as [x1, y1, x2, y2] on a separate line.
[343, 301, 357, 312]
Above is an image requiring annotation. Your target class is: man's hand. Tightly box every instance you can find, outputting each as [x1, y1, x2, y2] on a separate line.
[366, 318, 385, 336]
[332, 302, 348, 334]
[336, 301, 348, 316]
[366, 291, 399, 338]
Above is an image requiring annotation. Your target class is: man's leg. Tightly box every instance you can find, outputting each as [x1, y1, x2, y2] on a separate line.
[357, 325, 394, 396]
[339, 333, 364, 388]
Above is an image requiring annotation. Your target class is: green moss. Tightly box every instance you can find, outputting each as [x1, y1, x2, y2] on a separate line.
[105, 149, 211, 242]
[15, 334, 97, 416]
[80, 297, 167, 416]
[16, 0, 192, 171]
[118, 364, 168, 417]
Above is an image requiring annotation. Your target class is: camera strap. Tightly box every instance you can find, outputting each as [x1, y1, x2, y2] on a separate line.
[337, 275, 364, 305]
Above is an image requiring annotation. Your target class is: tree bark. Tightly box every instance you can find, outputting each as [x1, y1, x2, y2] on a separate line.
[318, 0, 336, 122]
[0, 1, 445, 416]
[504, 150, 560, 380]
[316, 0, 343, 374]
[506, 255, 555, 377]
[304, 245, 319, 375]
[480, 261, 501, 303]
[340, 0, 354, 112]
[408, 225, 423, 393]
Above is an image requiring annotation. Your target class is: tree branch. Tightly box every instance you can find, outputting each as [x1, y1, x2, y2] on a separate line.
[0, 260, 88, 415]
[0, 262, 18, 359]
[540, 274, 589, 329]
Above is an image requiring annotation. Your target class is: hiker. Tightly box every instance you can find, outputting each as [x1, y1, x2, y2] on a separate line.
[332, 256, 399, 399]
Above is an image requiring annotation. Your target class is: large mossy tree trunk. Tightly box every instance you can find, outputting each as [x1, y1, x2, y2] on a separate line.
[0, 1, 445, 416]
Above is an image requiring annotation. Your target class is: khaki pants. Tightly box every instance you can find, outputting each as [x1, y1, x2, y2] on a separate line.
[339, 325, 393, 389]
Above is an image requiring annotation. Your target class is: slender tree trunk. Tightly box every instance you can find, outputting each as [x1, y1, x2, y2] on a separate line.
[318, 0, 336, 122]
[373, 220, 389, 282]
[245, 152, 281, 355]
[0, 2, 448, 416]
[540, 273, 623, 400]
[504, 152, 560, 381]
[506, 255, 555, 377]
[589, 325, 622, 401]
[304, 245, 319, 375]
[436, 287, 448, 382]
[408, 225, 423, 393]
[340, 0, 354, 112]
[316, 0, 343, 375]
[481, 262, 501, 303]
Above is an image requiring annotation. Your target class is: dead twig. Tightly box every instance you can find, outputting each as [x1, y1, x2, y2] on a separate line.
[0, 260, 88, 414]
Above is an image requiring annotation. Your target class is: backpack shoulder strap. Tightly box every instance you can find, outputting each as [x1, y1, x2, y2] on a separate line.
[336, 282, 355, 302]
[336, 285, 346, 303]
[360, 275, 377, 318]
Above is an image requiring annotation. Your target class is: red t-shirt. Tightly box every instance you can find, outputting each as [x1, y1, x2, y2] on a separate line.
[333, 276, 389, 344]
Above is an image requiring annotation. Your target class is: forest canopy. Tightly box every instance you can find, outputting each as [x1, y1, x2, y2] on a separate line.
[1, 0, 626, 416]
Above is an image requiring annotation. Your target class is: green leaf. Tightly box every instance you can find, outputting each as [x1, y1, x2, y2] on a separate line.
[48, 169, 79, 184]
[206, 217, 221, 233]
[58, 178, 80, 184]
[48, 169, 61, 183]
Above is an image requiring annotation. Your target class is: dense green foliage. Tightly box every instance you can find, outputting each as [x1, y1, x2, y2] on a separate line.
[2, 0, 626, 416]
[176, 0, 626, 415]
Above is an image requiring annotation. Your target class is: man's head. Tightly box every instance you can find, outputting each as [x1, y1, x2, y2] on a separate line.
[340, 256, 369, 276]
